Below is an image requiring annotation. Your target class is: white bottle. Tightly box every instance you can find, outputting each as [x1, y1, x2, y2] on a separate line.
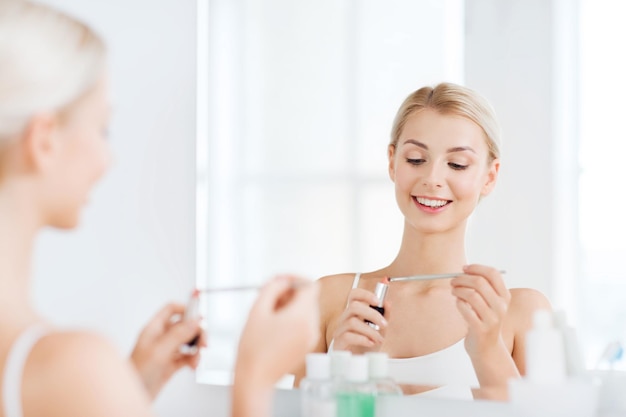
[335, 355, 376, 417]
[525, 309, 566, 384]
[300, 353, 336, 417]
[329, 350, 352, 383]
[366, 352, 402, 396]
[553, 310, 585, 377]
[509, 309, 598, 417]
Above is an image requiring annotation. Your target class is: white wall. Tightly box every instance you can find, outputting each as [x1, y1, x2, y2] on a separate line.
[30, 0, 208, 415]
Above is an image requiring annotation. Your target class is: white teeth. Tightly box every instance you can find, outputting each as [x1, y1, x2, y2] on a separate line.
[416, 197, 449, 208]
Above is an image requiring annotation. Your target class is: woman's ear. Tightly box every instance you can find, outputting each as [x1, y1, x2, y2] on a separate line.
[481, 158, 500, 196]
[21, 113, 58, 173]
[388, 144, 396, 182]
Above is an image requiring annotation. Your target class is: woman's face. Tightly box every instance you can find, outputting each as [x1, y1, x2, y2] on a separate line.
[388, 109, 499, 235]
[42, 75, 112, 229]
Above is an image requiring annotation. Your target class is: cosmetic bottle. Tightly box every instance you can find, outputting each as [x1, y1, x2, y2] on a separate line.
[366, 352, 402, 396]
[329, 350, 352, 383]
[180, 289, 201, 355]
[509, 309, 598, 417]
[335, 355, 376, 417]
[553, 310, 585, 377]
[525, 309, 567, 383]
[365, 278, 388, 331]
[300, 353, 336, 417]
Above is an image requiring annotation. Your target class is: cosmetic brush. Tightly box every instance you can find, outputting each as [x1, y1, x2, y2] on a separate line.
[389, 270, 506, 283]
[196, 285, 261, 293]
[196, 280, 313, 294]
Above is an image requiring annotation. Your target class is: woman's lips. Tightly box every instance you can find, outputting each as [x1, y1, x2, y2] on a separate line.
[413, 196, 452, 213]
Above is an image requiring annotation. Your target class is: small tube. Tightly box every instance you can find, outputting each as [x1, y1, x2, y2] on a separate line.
[180, 289, 201, 355]
[366, 278, 389, 330]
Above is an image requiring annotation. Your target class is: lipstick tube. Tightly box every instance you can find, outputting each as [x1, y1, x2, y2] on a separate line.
[365, 279, 389, 331]
[180, 289, 201, 355]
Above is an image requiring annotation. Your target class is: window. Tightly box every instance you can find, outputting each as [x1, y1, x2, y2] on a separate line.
[578, 0, 626, 369]
[196, 0, 465, 384]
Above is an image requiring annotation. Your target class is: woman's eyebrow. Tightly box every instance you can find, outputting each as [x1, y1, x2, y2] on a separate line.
[402, 139, 428, 150]
[447, 146, 476, 154]
[403, 139, 476, 154]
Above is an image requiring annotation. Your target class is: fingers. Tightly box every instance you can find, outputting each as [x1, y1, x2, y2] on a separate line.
[462, 264, 509, 301]
[456, 298, 482, 327]
[346, 300, 388, 329]
[451, 265, 510, 331]
[161, 318, 205, 354]
[333, 287, 388, 350]
[346, 288, 381, 308]
[140, 303, 187, 337]
[335, 316, 385, 346]
[452, 286, 493, 324]
[254, 275, 302, 313]
[451, 276, 506, 316]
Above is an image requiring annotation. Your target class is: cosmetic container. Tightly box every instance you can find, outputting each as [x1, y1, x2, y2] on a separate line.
[329, 350, 352, 382]
[301, 353, 336, 417]
[335, 355, 376, 417]
[366, 280, 388, 331]
[366, 352, 402, 396]
[553, 310, 585, 377]
[525, 309, 566, 383]
[180, 289, 201, 355]
[509, 310, 598, 417]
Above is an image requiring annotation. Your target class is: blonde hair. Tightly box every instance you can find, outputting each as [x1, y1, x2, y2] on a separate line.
[390, 82, 501, 161]
[0, 0, 106, 142]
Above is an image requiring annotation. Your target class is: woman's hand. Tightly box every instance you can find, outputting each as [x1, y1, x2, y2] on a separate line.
[451, 264, 510, 356]
[232, 275, 319, 417]
[234, 275, 320, 388]
[331, 288, 388, 354]
[451, 264, 519, 386]
[130, 303, 207, 400]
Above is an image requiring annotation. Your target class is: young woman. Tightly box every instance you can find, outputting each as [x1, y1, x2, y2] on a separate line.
[0, 2, 318, 417]
[293, 83, 551, 398]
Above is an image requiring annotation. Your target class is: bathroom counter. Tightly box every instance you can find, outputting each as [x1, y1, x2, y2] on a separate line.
[194, 384, 515, 417]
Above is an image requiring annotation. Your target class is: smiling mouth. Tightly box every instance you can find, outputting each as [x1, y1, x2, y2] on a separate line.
[414, 196, 452, 208]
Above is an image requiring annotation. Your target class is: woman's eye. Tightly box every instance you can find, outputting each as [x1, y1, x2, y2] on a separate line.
[407, 158, 425, 165]
[448, 162, 468, 170]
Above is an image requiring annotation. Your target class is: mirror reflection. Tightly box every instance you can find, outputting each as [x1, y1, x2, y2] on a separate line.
[197, 0, 626, 400]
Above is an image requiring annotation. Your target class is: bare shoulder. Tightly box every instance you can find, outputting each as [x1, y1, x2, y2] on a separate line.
[509, 287, 552, 313]
[25, 330, 152, 417]
[507, 288, 553, 332]
[318, 272, 359, 290]
[317, 273, 359, 312]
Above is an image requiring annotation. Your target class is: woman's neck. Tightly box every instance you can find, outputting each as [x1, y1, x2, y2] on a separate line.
[0, 182, 40, 318]
[387, 220, 468, 277]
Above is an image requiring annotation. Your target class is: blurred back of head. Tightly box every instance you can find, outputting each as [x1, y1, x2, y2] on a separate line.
[0, 0, 106, 144]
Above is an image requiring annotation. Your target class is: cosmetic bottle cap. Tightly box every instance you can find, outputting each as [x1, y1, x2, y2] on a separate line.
[373, 282, 388, 308]
[184, 291, 200, 321]
[305, 353, 331, 380]
[330, 350, 352, 379]
[346, 355, 369, 383]
[532, 309, 553, 330]
[366, 352, 389, 379]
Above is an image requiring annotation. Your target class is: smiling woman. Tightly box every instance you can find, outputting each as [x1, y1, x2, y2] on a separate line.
[292, 83, 552, 399]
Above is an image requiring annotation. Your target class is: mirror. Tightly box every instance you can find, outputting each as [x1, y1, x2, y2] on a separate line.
[196, 0, 626, 395]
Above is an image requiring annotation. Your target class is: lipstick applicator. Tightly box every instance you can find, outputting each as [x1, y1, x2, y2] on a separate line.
[180, 289, 201, 355]
[365, 277, 389, 331]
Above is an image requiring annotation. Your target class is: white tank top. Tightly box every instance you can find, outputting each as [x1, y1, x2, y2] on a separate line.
[2, 325, 49, 417]
[329, 273, 479, 399]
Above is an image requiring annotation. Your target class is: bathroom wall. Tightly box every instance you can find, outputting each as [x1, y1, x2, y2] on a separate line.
[31, 0, 205, 414]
